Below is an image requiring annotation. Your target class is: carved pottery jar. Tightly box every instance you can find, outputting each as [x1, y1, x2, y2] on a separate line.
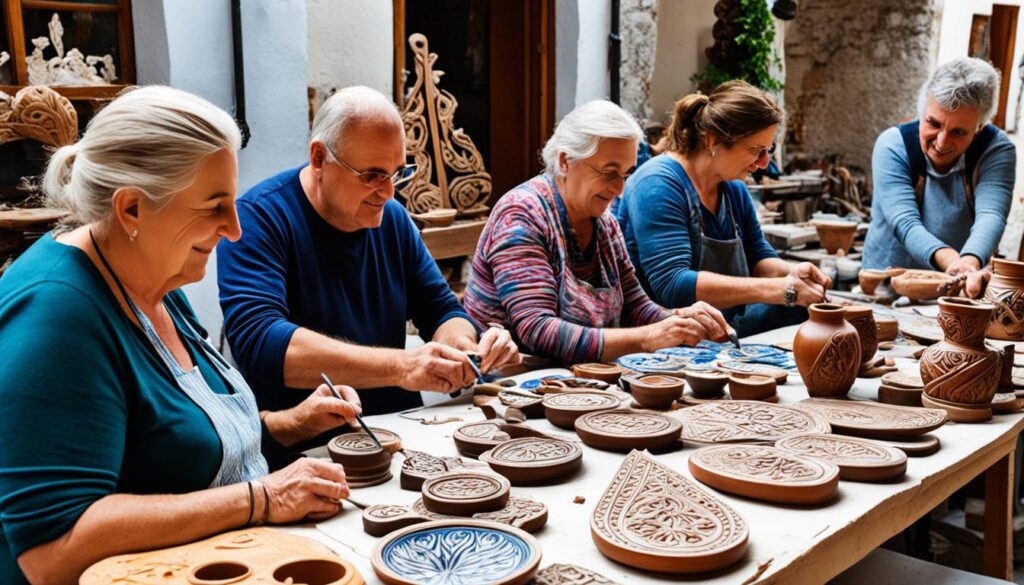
[793, 303, 860, 398]
[843, 305, 877, 370]
[984, 258, 1024, 340]
[920, 297, 1002, 422]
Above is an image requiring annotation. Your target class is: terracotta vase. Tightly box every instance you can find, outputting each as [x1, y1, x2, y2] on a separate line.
[858, 269, 887, 295]
[812, 220, 857, 254]
[920, 297, 1002, 422]
[843, 305, 877, 371]
[793, 303, 861, 398]
[984, 258, 1024, 340]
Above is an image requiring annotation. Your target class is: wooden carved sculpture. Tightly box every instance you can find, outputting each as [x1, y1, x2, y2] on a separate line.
[399, 33, 491, 217]
[0, 85, 77, 148]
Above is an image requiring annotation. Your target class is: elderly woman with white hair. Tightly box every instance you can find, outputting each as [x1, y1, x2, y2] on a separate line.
[463, 101, 732, 364]
[863, 57, 1016, 295]
[0, 86, 364, 584]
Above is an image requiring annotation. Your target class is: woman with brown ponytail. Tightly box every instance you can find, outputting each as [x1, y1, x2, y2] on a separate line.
[615, 80, 832, 337]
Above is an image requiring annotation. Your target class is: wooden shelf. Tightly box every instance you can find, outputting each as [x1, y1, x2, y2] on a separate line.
[421, 218, 487, 261]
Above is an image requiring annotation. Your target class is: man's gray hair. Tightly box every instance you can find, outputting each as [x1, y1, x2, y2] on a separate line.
[542, 100, 643, 176]
[310, 86, 403, 151]
[918, 57, 1001, 125]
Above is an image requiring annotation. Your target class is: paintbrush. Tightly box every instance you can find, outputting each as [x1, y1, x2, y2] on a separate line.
[340, 496, 369, 510]
[320, 372, 383, 451]
[728, 332, 742, 350]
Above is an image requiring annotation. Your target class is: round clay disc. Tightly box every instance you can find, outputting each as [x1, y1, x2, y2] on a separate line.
[863, 434, 940, 457]
[574, 409, 682, 452]
[775, 433, 907, 482]
[921, 394, 992, 423]
[542, 391, 621, 429]
[478, 437, 582, 485]
[421, 471, 510, 516]
[688, 444, 839, 505]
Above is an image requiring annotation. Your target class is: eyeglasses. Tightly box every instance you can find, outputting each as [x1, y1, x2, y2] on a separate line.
[323, 143, 417, 188]
[581, 160, 636, 184]
[747, 142, 777, 161]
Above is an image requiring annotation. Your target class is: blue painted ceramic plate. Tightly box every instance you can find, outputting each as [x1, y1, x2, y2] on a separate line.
[520, 374, 570, 390]
[373, 520, 541, 585]
[617, 352, 692, 373]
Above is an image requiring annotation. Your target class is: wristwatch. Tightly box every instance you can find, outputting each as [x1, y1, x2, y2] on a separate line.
[784, 285, 798, 308]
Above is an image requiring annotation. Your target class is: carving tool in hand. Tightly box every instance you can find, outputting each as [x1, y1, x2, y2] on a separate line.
[340, 496, 368, 510]
[728, 332, 742, 350]
[320, 372, 383, 450]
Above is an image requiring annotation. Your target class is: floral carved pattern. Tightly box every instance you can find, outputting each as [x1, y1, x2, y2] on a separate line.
[576, 411, 676, 435]
[487, 438, 577, 463]
[427, 476, 505, 500]
[590, 450, 748, 573]
[0, 86, 77, 148]
[544, 392, 620, 408]
[534, 564, 619, 585]
[691, 446, 830, 483]
[670, 401, 831, 443]
[378, 525, 533, 584]
[775, 434, 904, 466]
[410, 497, 548, 532]
[457, 422, 510, 441]
[807, 331, 860, 396]
[793, 399, 947, 436]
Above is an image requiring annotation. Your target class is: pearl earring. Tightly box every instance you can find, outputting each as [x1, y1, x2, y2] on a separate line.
[129, 229, 138, 242]
[711, 150, 717, 158]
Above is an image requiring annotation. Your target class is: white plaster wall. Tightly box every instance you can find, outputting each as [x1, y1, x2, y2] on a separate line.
[556, 0, 580, 120]
[650, 0, 717, 124]
[575, 0, 612, 104]
[307, 0, 392, 100]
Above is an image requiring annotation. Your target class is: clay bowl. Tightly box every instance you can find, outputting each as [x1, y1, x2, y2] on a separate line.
[878, 384, 923, 407]
[891, 269, 948, 301]
[571, 363, 624, 384]
[858, 269, 888, 295]
[727, 374, 777, 401]
[683, 370, 730, 397]
[629, 374, 685, 409]
[409, 208, 457, 228]
[479, 437, 583, 485]
[574, 410, 682, 452]
[372, 519, 541, 585]
[993, 257, 1024, 279]
[542, 391, 621, 429]
[811, 220, 857, 254]
[421, 471, 510, 516]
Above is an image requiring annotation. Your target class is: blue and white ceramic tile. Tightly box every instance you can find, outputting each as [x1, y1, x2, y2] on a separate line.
[380, 525, 534, 584]
[520, 374, 570, 389]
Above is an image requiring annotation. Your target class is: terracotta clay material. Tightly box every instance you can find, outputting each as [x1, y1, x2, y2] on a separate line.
[82, 528, 364, 585]
[410, 208, 457, 228]
[775, 433, 907, 482]
[534, 564, 619, 585]
[899, 318, 944, 346]
[717, 361, 789, 384]
[793, 398, 947, 438]
[629, 374, 685, 409]
[880, 372, 923, 389]
[877, 384, 923, 408]
[542, 391, 621, 429]
[497, 390, 545, 418]
[876, 315, 899, 342]
[399, 449, 486, 491]
[362, 496, 549, 537]
[421, 471, 510, 516]
[670, 401, 831, 444]
[574, 409, 682, 452]
[538, 377, 610, 391]
[478, 437, 582, 485]
[688, 444, 840, 505]
[812, 219, 857, 254]
[678, 390, 779, 406]
[920, 297, 1001, 423]
[372, 520, 541, 585]
[858, 269, 888, 295]
[591, 450, 748, 574]
[727, 374, 776, 401]
[991, 392, 1024, 414]
[984, 258, 1024, 340]
[571, 363, 624, 384]
[328, 432, 398, 488]
[684, 370, 729, 397]
[865, 434, 941, 457]
[844, 305, 878, 371]
[891, 269, 948, 301]
[794, 303, 860, 398]
[453, 420, 548, 458]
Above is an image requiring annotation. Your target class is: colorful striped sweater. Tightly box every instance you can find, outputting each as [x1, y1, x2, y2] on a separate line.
[464, 174, 667, 364]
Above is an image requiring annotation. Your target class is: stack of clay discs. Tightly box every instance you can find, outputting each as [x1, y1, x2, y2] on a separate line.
[542, 391, 621, 429]
[328, 430, 399, 487]
[420, 471, 511, 516]
[775, 433, 907, 482]
[878, 372, 924, 407]
[479, 437, 582, 485]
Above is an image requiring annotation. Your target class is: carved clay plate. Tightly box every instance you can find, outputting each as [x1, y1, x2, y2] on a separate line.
[688, 444, 840, 505]
[793, 398, 948, 438]
[400, 449, 486, 491]
[453, 421, 547, 458]
[775, 433, 908, 482]
[591, 450, 748, 573]
[478, 437, 582, 485]
[717, 361, 790, 383]
[372, 520, 541, 585]
[542, 391, 622, 429]
[574, 409, 682, 452]
[861, 434, 941, 457]
[669, 401, 831, 444]
[421, 471, 510, 516]
[362, 496, 549, 537]
[534, 564, 619, 585]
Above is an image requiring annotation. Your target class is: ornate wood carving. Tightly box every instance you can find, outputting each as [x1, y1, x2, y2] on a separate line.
[0, 85, 77, 148]
[399, 33, 491, 216]
[590, 450, 748, 574]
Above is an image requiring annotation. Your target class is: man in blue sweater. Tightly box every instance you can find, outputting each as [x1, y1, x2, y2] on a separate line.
[863, 57, 1015, 288]
[217, 87, 520, 422]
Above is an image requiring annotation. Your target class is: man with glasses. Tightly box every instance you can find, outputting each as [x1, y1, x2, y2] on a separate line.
[217, 86, 520, 437]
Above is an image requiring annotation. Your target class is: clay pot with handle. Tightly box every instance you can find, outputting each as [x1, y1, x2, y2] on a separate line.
[984, 258, 1024, 341]
[920, 297, 1002, 422]
[794, 303, 861, 398]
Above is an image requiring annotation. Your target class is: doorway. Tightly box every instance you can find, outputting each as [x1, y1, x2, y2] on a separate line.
[988, 4, 1019, 129]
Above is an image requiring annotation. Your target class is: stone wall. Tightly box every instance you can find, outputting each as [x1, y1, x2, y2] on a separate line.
[620, 0, 659, 124]
[784, 0, 941, 172]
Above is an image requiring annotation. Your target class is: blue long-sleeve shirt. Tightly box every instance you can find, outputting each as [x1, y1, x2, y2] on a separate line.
[615, 154, 778, 321]
[863, 126, 1015, 270]
[217, 165, 470, 417]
